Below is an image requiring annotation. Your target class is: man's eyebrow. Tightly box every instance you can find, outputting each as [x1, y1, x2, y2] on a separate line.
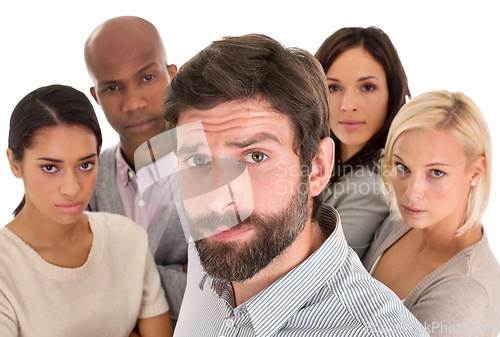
[36, 153, 97, 163]
[176, 142, 209, 157]
[135, 62, 156, 76]
[98, 62, 157, 87]
[226, 132, 281, 148]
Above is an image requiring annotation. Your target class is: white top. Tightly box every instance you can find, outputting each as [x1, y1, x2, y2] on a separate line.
[0, 212, 168, 337]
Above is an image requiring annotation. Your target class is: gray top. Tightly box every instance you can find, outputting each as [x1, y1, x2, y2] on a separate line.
[363, 216, 500, 336]
[323, 164, 389, 259]
[88, 145, 187, 321]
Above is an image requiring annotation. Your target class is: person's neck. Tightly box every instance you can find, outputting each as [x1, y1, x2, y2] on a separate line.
[7, 205, 89, 251]
[231, 219, 327, 306]
[340, 143, 363, 163]
[119, 142, 136, 171]
[411, 211, 482, 259]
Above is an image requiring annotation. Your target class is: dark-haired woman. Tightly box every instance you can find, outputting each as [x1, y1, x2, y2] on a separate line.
[315, 26, 410, 258]
[1, 85, 172, 337]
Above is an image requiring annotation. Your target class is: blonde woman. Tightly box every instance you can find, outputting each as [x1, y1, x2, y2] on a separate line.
[363, 90, 500, 336]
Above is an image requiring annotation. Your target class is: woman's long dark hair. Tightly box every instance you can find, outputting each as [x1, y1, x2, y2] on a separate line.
[8, 84, 102, 216]
[315, 26, 410, 182]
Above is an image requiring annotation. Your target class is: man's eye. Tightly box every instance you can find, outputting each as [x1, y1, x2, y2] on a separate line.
[186, 154, 210, 167]
[245, 152, 268, 163]
[106, 85, 117, 92]
[144, 74, 155, 81]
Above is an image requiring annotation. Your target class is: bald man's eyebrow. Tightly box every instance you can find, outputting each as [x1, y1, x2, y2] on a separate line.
[226, 132, 281, 148]
[98, 62, 158, 87]
[135, 62, 157, 76]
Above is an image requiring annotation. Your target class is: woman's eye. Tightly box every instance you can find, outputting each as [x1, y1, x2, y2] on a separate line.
[328, 85, 341, 93]
[363, 84, 375, 91]
[80, 162, 95, 171]
[186, 154, 210, 167]
[245, 152, 268, 164]
[395, 163, 408, 173]
[42, 165, 57, 173]
[430, 169, 445, 178]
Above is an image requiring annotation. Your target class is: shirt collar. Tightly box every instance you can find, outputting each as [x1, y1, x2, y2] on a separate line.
[199, 204, 348, 336]
[115, 144, 135, 187]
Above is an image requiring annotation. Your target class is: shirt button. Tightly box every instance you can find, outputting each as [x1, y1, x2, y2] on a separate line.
[138, 199, 145, 207]
[225, 319, 234, 328]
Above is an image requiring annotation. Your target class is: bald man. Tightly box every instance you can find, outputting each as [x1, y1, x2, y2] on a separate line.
[84, 16, 187, 323]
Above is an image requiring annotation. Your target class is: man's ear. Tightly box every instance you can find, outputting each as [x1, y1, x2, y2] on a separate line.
[308, 137, 334, 197]
[6, 149, 22, 178]
[167, 64, 178, 81]
[90, 87, 100, 105]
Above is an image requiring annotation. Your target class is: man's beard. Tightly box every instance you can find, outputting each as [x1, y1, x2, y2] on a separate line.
[192, 176, 309, 282]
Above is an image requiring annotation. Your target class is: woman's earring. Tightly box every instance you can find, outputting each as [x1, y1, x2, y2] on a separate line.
[471, 181, 476, 187]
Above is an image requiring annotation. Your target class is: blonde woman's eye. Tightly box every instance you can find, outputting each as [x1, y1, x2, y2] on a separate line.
[395, 163, 408, 172]
[430, 169, 445, 178]
[245, 152, 268, 163]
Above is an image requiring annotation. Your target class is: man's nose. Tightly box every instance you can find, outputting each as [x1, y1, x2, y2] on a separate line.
[123, 89, 147, 113]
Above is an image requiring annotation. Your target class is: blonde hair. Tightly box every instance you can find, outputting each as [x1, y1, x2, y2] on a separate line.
[382, 90, 491, 235]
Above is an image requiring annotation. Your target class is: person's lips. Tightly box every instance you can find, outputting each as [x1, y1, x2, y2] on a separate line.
[338, 119, 365, 131]
[402, 205, 426, 216]
[208, 226, 253, 242]
[126, 117, 159, 133]
[56, 201, 83, 214]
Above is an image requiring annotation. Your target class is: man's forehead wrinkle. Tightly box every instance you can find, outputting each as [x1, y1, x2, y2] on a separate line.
[190, 109, 288, 133]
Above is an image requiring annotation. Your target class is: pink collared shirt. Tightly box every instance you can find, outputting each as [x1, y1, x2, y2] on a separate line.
[115, 145, 165, 231]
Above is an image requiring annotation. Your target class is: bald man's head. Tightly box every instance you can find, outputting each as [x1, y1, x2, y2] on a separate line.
[84, 16, 176, 165]
[84, 16, 168, 82]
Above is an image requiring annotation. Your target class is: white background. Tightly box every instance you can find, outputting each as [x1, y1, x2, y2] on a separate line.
[1, 0, 498, 261]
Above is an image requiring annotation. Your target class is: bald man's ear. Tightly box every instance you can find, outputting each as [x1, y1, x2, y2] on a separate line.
[167, 64, 177, 81]
[90, 87, 100, 105]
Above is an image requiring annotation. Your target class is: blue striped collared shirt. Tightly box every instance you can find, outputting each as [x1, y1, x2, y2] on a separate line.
[174, 204, 429, 337]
